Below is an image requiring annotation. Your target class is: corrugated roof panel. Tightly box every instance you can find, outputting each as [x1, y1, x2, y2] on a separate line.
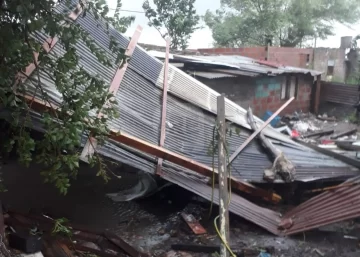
[161, 165, 282, 235]
[172, 54, 322, 76]
[281, 176, 360, 235]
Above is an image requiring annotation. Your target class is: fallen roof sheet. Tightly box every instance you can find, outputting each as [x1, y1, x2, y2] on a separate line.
[281, 176, 360, 236]
[151, 53, 322, 77]
[161, 164, 282, 235]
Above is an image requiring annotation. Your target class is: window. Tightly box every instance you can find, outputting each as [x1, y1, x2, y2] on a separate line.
[280, 76, 298, 100]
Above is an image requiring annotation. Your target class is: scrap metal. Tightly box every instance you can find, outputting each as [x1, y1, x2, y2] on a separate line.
[281, 176, 360, 236]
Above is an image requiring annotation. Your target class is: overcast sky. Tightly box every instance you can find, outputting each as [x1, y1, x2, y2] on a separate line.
[107, 0, 360, 49]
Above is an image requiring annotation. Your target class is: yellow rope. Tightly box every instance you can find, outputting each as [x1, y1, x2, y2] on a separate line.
[209, 124, 236, 257]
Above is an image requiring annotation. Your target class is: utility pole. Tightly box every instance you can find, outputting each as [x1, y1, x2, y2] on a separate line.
[217, 94, 230, 257]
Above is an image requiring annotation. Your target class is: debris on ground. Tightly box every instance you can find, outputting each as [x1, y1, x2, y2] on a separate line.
[2, 209, 149, 257]
[181, 213, 207, 235]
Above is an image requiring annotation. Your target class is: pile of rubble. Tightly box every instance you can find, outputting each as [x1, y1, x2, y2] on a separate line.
[276, 112, 359, 158]
[0, 209, 148, 257]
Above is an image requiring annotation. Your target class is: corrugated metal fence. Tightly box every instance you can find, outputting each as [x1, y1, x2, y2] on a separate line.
[321, 81, 358, 106]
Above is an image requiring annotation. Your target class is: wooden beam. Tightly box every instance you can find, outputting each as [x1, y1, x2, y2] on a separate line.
[229, 97, 294, 165]
[156, 38, 170, 175]
[80, 25, 143, 162]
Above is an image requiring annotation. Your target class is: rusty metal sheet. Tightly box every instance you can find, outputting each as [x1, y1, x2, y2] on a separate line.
[181, 213, 207, 235]
[281, 175, 360, 236]
[321, 81, 358, 106]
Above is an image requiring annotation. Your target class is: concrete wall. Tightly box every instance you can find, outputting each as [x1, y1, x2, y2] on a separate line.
[313, 48, 346, 81]
[196, 74, 314, 117]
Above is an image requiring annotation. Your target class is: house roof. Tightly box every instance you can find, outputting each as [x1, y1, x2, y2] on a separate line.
[148, 51, 322, 77]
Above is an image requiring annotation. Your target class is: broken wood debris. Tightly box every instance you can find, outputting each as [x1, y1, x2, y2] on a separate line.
[3, 210, 147, 257]
[330, 128, 358, 139]
[247, 107, 295, 182]
[302, 129, 334, 138]
[180, 213, 207, 235]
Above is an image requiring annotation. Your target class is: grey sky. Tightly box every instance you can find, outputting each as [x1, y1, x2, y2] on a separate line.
[107, 0, 360, 49]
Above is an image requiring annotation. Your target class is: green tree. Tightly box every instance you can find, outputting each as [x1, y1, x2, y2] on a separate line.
[142, 0, 200, 50]
[204, 0, 360, 47]
[0, 0, 134, 194]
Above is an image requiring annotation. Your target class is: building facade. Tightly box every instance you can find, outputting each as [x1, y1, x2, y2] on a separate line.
[195, 74, 313, 117]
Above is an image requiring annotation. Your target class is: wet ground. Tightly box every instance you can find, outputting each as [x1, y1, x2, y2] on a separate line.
[0, 160, 360, 257]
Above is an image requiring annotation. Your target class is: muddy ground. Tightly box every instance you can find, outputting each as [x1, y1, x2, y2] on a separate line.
[0, 160, 360, 257]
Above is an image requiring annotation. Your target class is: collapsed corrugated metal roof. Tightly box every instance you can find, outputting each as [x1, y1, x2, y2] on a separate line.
[149, 52, 322, 77]
[281, 176, 360, 235]
[24, 1, 358, 184]
[12, 0, 360, 233]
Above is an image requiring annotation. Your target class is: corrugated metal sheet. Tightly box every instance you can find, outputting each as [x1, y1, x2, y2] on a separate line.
[161, 165, 282, 235]
[281, 176, 360, 236]
[169, 54, 323, 77]
[321, 81, 358, 106]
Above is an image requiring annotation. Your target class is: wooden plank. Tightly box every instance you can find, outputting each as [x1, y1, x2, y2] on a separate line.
[80, 25, 143, 162]
[104, 231, 149, 257]
[181, 213, 207, 235]
[303, 129, 334, 138]
[229, 97, 295, 165]
[156, 38, 170, 175]
[330, 128, 357, 139]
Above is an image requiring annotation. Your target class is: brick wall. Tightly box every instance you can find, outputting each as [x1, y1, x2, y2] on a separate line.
[196, 74, 313, 117]
[197, 47, 267, 60]
[197, 47, 313, 68]
[251, 75, 313, 116]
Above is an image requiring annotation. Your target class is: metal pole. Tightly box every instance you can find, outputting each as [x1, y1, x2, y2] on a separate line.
[217, 94, 229, 257]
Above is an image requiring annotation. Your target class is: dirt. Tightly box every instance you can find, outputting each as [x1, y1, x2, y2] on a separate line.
[0, 160, 360, 257]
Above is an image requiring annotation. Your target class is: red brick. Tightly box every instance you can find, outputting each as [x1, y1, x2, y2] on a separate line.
[261, 98, 267, 104]
[267, 97, 273, 103]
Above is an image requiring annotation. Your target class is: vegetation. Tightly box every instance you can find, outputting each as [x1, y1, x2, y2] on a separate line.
[204, 0, 360, 47]
[0, 0, 134, 194]
[142, 0, 200, 50]
[52, 217, 72, 238]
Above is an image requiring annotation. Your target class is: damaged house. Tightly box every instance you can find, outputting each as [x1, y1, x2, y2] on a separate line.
[149, 52, 321, 117]
[7, 0, 360, 237]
